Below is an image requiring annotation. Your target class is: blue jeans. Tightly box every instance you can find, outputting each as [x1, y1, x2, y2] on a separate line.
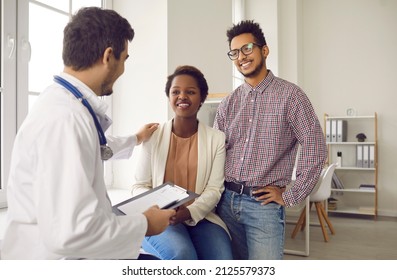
[142, 219, 233, 260]
[217, 189, 285, 260]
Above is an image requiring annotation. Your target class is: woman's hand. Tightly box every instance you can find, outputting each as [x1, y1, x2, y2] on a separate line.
[169, 205, 191, 225]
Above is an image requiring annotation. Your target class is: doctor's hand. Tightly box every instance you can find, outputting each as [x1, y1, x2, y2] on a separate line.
[143, 205, 175, 236]
[135, 123, 159, 145]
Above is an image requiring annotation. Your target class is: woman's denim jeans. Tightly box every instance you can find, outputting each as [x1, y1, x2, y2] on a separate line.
[217, 188, 285, 259]
[142, 219, 233, 260]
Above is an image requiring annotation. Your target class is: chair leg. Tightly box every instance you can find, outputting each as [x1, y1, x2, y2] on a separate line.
[315, 202, 329, 242]
[319, 203, 335, 235]
[291, 206, 306, 238]
[301, 202, 313, 232]
[301, 213, 306, 231]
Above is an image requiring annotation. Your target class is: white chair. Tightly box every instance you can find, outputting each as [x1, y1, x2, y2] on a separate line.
[291, 163, 337, 242]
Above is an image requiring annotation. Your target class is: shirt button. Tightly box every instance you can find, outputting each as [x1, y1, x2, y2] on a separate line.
[249, 119, 252, 122]
[241, 157, 244, 161]
[251, 99, 254, 102]
[245, 139, 248, 142]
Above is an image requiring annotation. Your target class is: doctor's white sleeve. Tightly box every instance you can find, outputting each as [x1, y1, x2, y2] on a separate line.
[106, 134, 138, 160]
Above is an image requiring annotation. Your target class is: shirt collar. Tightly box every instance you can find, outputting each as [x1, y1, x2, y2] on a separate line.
[242, 69, 275, 94]
[58, 72, 109, 117]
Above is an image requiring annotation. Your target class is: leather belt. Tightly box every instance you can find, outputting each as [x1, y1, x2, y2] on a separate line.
[224, 181, 261, 197]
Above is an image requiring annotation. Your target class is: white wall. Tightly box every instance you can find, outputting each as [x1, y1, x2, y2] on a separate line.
[304, 0, 397, 217]
[167, 0, 232, 94]
[167, 0, 233, 118]
[111, 0, 168, 188]
[245, 0, 279, 76]
[278, 0, 397, 216]
[278, 0, 302, 86]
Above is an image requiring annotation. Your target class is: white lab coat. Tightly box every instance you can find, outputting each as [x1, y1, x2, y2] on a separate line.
[1, 73, 147, 259]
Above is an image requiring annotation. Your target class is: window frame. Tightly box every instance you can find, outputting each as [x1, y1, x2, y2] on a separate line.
[0, 0, 17, 208]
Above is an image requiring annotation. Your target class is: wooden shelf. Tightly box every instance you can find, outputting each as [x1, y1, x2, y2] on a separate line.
[207, 93, 228, 99]
[326, 115, 375, 120]
[335, 167, 376, 171]
[204, 99, 223, 104]
[327, 142, 376, 145]
[331, 188, 375, 193]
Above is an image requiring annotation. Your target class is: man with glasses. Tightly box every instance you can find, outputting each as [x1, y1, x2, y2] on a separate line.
[213, 20, 327, 259]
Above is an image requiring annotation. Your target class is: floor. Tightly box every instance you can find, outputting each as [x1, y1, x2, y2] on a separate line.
[284, 212, 397, 260]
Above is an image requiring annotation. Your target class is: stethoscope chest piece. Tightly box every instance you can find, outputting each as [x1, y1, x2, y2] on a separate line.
[101, 145, 113, 161]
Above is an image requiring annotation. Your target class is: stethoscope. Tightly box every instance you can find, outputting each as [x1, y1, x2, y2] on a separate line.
[53, 75, 113, 161]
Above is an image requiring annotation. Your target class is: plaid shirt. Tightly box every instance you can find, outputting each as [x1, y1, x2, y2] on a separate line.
[214, 70, 327, 207]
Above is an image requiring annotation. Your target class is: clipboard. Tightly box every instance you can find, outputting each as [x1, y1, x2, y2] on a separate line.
[112, 182, 199, 215]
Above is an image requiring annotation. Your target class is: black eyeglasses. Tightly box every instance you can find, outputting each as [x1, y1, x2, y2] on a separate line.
[227, 42, 263, 60]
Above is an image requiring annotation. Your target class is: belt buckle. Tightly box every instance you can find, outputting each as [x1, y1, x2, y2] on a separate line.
[238, 184, 244, 195]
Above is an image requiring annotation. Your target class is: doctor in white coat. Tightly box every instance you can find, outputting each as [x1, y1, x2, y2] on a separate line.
[1, 7, 175, 260]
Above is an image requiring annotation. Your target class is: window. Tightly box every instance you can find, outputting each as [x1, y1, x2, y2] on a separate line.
[232, 0, 245, 89]
[0, 0, 106, 208]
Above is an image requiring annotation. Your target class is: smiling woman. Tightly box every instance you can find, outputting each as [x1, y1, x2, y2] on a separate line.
[131, 65, 233, 260]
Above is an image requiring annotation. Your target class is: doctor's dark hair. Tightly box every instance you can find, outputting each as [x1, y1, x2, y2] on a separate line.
[62, 7, 134, 71]
[165, 65, 209, 103]
[226, 20, 267, 47]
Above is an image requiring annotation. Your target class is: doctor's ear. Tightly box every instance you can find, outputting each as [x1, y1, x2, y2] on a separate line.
[103, 47, 113, 63]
